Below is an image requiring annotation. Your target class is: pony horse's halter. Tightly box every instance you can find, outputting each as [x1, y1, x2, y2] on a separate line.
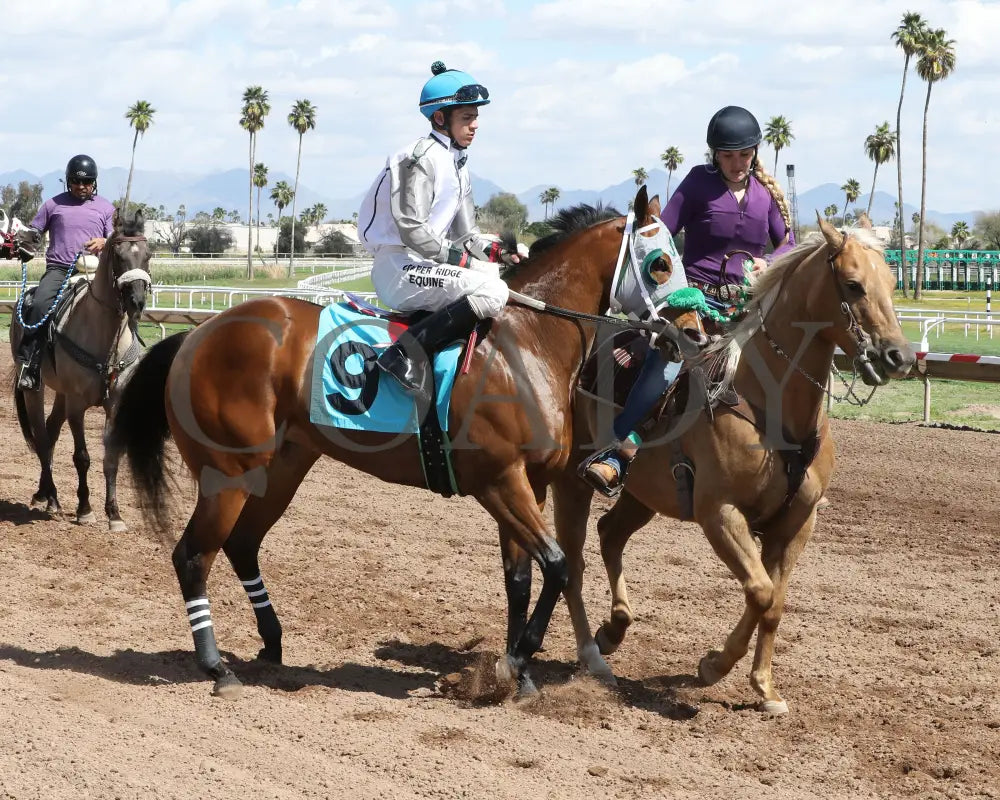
[94, 233, 152, 314]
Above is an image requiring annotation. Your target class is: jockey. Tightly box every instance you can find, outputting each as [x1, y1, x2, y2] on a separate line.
[15, 154, 115, 391]
[358, 61, 518, 407]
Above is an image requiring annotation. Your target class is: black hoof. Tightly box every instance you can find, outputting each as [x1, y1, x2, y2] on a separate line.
[212, 672, 244, 700]
[257, 644, 282, 664]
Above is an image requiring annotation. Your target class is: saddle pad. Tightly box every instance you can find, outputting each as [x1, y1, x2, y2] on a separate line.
[309, 301, 461, 433]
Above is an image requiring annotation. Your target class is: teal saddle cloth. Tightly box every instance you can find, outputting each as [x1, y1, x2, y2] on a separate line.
[309, 299, 462, 433]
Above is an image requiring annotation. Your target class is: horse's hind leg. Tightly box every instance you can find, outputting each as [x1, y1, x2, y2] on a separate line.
[222, 439, 319, 665]
[22, 389, 61, 514]
[748, 512, 816, 715]
[551, 473, 613, 681]
[66, 401, 95, 525]
[174, 489, 248, 699]
[594, 491, 656, 655]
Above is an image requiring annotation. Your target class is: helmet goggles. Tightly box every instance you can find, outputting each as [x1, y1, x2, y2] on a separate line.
[422, 83, 489, 108]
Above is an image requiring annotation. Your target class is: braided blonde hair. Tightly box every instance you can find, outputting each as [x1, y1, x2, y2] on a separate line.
[751, 160, 793, 243]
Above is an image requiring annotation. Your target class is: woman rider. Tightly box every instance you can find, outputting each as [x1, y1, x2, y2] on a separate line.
[584, 106, 795, 494]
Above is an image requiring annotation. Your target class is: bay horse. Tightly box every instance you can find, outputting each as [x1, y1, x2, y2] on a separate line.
[10, 211, 151, 531]
[548, 217, 915, 714]
[109, 187, 683, 698]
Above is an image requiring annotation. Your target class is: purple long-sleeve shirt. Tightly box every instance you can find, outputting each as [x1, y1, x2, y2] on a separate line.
[660, 165, 794, 286]
[30, 191, 115, 268]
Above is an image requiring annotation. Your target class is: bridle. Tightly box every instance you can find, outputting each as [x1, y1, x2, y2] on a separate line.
[91, 233, 152, 315]
[753, 233, 878, 406]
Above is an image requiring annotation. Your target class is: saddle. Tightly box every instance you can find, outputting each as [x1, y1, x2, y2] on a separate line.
[579, 326, 820, 523]
[342, 293, 489, 497]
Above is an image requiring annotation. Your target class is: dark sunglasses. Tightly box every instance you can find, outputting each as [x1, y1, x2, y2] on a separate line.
[453, 84, 489, 103]
[69, 178, 95, 186]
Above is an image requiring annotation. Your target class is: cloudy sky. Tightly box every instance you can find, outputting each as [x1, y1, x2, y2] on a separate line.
[3, 0, 995, 214]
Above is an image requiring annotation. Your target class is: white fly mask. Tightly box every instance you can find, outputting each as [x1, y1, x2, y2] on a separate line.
[609, 212, 687, 319]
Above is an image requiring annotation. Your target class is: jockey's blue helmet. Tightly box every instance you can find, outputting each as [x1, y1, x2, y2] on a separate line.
[419, 61, 490, 120]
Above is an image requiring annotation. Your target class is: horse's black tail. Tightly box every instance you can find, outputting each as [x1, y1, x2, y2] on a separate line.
[108, 330, 190, 525]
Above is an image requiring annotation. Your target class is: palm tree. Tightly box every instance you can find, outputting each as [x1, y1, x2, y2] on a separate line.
[951, 220, 970, 249]
[240, 86, 270, 278]
[914, 28, 956, 300]
[763, 116, 794, 174]
[286, 99, 317, 276]
[840, 179, 861, 226]
[660, 146, 683, 198]
[123, 100, 156, 210]
[270, 180, 294, 256]
[252, 162, 268, 252]
[312, 202, 327, 226]
[539, 187, 560, 220]
[632, 167, 648, 188]
[863, 122, 895, 218]
[892, 12, 930, 297]
[824, 204, 839, 222]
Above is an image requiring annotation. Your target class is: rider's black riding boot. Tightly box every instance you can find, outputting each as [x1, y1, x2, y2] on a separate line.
[376, 297, 480, 408]
[16, 328, 43, 392]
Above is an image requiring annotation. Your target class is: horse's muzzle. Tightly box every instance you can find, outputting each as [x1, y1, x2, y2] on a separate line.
[858, 340, 916, 386]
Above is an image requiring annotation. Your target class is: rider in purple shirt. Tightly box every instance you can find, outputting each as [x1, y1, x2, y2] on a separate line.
[661, 161, 795, 288]
[583, 106, 796, 496]
[15, 154, 115, 390]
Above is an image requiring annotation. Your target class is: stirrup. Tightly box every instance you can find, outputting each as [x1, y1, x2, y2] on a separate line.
[578, 445, 633, 498]
[376, 345, 433, 408]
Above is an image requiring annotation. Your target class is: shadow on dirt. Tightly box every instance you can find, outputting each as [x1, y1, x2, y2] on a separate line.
[0, 499, 55, 526]
[0, 643, 437, 698]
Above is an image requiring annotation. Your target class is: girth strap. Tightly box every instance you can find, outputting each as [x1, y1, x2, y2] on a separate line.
[723, 396, 821, 524]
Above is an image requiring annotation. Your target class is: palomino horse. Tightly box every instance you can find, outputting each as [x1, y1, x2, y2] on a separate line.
[549, 217, 915, 714]
[10, 211, 151, 531]
[109, 187, 684, 697]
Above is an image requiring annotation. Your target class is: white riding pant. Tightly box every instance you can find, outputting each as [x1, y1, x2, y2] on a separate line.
[370, 246, 510, 320]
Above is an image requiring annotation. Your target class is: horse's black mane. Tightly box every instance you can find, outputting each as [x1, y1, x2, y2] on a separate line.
[531, 203, 622, 256]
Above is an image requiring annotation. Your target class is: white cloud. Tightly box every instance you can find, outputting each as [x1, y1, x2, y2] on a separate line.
[2, 0, 996, 214]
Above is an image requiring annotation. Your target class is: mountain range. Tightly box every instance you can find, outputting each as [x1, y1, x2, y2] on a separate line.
[0, 166, 981, 231]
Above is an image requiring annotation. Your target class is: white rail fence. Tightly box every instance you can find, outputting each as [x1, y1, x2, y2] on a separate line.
[1, 282, 997, 422]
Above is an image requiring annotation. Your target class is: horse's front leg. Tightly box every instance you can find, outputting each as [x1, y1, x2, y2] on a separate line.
[749, 507, 818, 716]
[479, 467, 568, 696]
[551, 472, 614, 682]
[695, 501, 775, 691]
[498, 530, 532, 658]
[102, 401, 126, 532]
[66, 403, 94, 525]
[594, 490, 656, 655]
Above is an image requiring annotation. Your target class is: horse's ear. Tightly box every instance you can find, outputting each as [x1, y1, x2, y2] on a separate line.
[647, 194, 661, 218]
[113, 206, 122, 228]
[633, 184, 649, 219]
[816, 212, 844, 250]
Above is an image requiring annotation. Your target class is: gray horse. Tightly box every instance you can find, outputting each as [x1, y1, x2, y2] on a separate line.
[10, 211, 151, 531]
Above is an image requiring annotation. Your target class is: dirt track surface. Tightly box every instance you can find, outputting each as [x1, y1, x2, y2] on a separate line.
[1, 363, 999, 798]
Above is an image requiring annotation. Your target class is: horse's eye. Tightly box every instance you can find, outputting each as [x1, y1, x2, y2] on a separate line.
[845, 280, 865, 296]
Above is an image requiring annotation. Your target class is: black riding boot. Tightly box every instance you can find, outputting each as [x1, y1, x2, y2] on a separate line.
[376, 297, 480, 408]
[16, 328, 43, 391]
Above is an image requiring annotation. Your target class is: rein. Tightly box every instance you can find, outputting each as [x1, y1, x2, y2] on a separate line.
[753, 235, 878, 407]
